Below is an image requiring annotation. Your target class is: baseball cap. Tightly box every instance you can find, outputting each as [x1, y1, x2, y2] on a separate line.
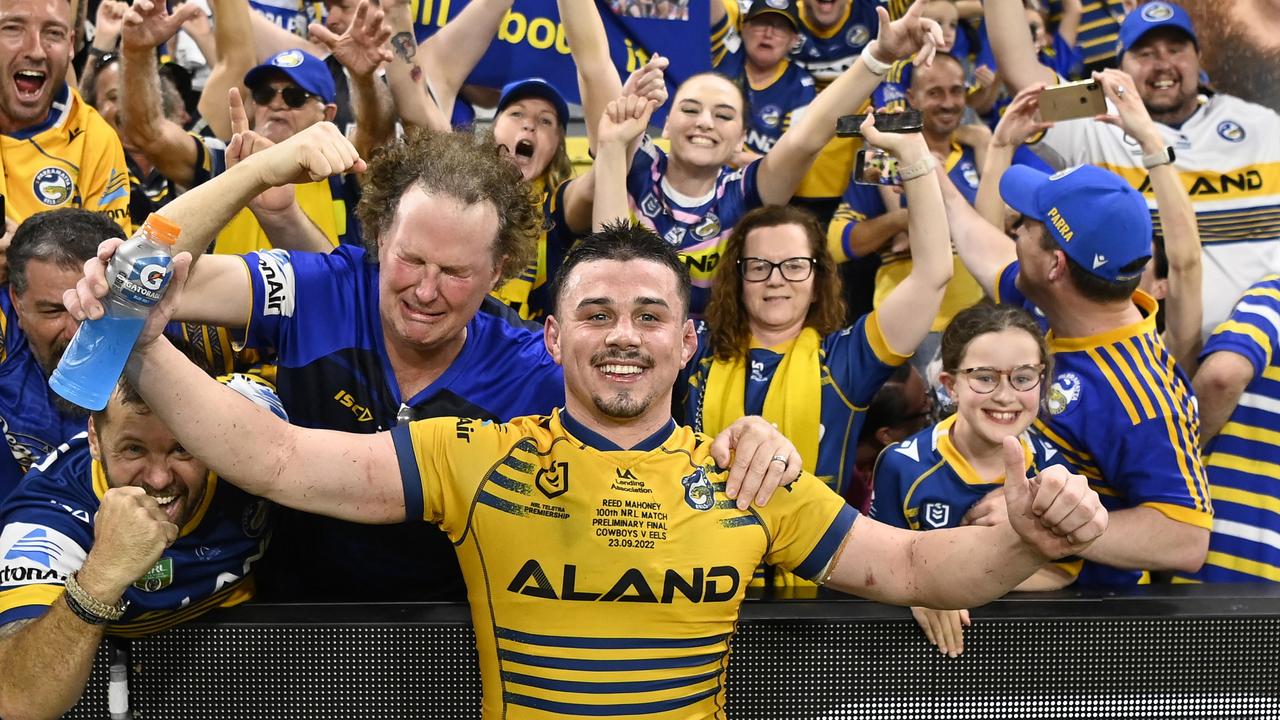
[496, 78, 570, 128]
[1000, 164, 1152, 282]
[1118, 2, 1198, 57]
[744, 0, 800, 32]
[244, 50, 336, 105]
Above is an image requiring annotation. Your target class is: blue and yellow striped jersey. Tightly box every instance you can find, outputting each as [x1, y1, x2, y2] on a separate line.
[627, 136, 763, 316]
[1048, 0, 1123, 67]
[681, 311, 908, 497]
[0, 376, 285, 637]
[996, 262, 1213, 585]
[394, 409, 857, 719]
[0, 85, 130, 232]
[1179, 275, 1280, 583]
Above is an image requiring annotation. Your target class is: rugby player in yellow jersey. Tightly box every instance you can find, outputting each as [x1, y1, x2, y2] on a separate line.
[72, 216, 1107, 717]
[0, 0, 131, 276]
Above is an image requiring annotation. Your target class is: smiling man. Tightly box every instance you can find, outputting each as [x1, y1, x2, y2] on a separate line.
[0, 372, 286, 719]
[0, 0, 130, 230]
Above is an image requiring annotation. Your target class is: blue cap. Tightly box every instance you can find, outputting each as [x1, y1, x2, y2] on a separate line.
[244, 50, 336, 104]
[1118, 2, 1198, 57]
[1000, 164, 1152, 282]
[497, 78, 570, 128]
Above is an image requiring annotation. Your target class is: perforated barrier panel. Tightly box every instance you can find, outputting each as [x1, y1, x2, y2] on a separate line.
[63, 586, 1280, 718]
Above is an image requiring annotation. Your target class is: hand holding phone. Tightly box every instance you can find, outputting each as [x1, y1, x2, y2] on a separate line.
[836, 109, 924, 137]
[1038, 79, 1106, 122]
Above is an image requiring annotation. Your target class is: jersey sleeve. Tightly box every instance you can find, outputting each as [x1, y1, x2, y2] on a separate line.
[238, 248, 345, 352]
[391, 417, 509, 538]
[756, 472, 859, 582]
[1202, 281, 1280, 376]
[829, 180, 888, 261]
[869, 445, 911, 529]
[0, 488, 92, 626]
[824, 311, 910, 408]
[993, 261, 1026, 307]
[81, 125, 132, 233]
[710, 0, 740, 68]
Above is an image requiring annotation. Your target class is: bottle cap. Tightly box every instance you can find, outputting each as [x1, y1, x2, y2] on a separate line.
[142, 214, 181, 246]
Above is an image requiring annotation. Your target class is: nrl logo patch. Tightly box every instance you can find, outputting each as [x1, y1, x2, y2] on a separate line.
[923, 502, 951, 529]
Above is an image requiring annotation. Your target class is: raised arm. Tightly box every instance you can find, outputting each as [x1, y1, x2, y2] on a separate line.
[1056, 0, 1083, 51]
[975, 83, 1052, 229]
[983, 0, 1057, 93]
[942, 170, 1016, 298]
[119, 0, 206, 187]
[199, 0, 258, 139]
[417, 0, 513, 112]
[1092, 69, 1202, 369]
[381, 0, 450, 132]
[78, 0, 126, 98]
[557, 0, 624, 152]
[308, 0, 396, 159]
[827, 438, 1106, 608]
[864, 118, 952, 355]
[593, 95, 656, 231]
[0, 489, 175, 719]
[757, 0, 944, 205]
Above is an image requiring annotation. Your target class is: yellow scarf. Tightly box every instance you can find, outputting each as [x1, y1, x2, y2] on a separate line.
[702, 327, 822, 475]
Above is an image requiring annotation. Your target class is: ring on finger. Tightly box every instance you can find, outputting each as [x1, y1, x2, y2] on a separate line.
[1114, 84, 1126, 96]
[769, 454, 788, 466]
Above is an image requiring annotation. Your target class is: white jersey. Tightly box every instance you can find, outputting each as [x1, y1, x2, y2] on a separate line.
[1034, 93, 1280, 339]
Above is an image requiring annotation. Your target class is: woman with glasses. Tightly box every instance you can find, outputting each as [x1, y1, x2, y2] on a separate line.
[870, 301, 1077, 656]
[677, 115, 952, 589]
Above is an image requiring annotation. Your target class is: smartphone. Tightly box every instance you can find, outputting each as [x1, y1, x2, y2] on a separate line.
[836, 109, 924, 137]
[853, 147, 901, 186]
[1038, 79, 1106, 122]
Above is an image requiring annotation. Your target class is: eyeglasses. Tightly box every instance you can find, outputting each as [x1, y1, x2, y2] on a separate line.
[251, 84, 319, 109]
[952, 364, 1045, 394]
[739, 256, 816, 283]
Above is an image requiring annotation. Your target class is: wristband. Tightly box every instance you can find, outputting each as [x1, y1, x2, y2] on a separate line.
[899, 155, 938, 182]
[1141, 145, 1175, 169]
[64, 571, 128, 625]
[860, 42, 893, 77]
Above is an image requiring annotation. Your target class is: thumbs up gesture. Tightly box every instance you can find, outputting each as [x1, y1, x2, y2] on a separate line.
[1001, 437, 1108, 560]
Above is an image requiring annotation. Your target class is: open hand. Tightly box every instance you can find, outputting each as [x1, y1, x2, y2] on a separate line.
[872, 0, 945, 67]
[121, 0, 204, 52]
[308, 0, 394, 78]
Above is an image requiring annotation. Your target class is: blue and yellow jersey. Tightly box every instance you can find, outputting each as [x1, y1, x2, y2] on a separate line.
[237, 244, 565, 601]
[393, 409, 857, 719]
[0, 292, 255, 504]
[996, 262, 1213, 585]
[0, 85, 130, 232]
[829, 141, 985, 332]
[1048, 0, 1122, 67]
[870, 414, 1052, 529]
[682, 311, 908, 497]
[787, 0, 881, 199]
[191, 136, 361, 255]
[711, 8, 817, 157]
[492, 178, 583, 321]
[1178, 276, 1280, 583]
[0, 375, 285, 638]
[627, 136, 763, 316]
[250, 0, 323, 36]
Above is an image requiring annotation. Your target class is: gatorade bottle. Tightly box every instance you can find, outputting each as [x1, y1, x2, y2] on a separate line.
[49, 214, 181, 411]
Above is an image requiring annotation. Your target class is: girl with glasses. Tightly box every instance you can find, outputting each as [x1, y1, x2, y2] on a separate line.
[871, 301, 1077, 656]
[676, 113, 953, 589]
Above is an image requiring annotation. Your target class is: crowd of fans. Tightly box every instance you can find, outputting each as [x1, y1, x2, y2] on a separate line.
[0, 0, 1277, 712]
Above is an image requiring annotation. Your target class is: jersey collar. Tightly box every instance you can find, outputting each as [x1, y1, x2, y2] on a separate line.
[1045, 291, 1159, 353]
[6, 83, 71, 140]
[933, 414, 1034, 486]
[558, 408, 677, 452]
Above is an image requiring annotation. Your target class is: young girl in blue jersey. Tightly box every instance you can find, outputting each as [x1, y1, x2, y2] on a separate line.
[871, 301, 1075, 655]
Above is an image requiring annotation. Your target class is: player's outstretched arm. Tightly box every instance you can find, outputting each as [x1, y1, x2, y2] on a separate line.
[825, 438, 1106, 608]
[0, 488, 175, 719]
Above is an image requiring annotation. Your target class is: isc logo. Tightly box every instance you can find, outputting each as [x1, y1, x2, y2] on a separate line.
[333, 390, 373, 422]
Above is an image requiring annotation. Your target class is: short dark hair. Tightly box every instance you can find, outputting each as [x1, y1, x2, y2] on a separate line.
[356, 129, 541, 284]
[9, 209, 125, 295]
[1034, 220, 1144, 303]
[550, 220, 692, 318]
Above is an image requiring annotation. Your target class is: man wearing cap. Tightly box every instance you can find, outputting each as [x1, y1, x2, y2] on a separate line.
[711, 0, 817, 164]
[0, 0, 131, 248]
[941, 158, 1212, 586]
[984, 0, 1280, 338]
[119, 0, 363, 255]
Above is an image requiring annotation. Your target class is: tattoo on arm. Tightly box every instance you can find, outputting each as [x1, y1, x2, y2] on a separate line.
[391, 32, 416, 64]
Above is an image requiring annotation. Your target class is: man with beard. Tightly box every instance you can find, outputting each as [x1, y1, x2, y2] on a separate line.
[0, 372, 287, 719]
[0, 210, 256, 503]
[0, 0, 130, 232]
[985, 0, 1280, 338]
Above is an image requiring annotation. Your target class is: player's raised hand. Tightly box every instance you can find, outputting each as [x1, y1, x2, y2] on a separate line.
[308, 0, 394, 78]
[710, 416, 801, 510]
[1001, 436, 1107, 559]
[872, 0, 945, 67]
[121, 0, 204, 51]
[251, 121, 366, 187]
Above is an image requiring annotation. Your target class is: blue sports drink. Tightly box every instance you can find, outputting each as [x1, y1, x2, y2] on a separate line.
[49, 214, 181, 411]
